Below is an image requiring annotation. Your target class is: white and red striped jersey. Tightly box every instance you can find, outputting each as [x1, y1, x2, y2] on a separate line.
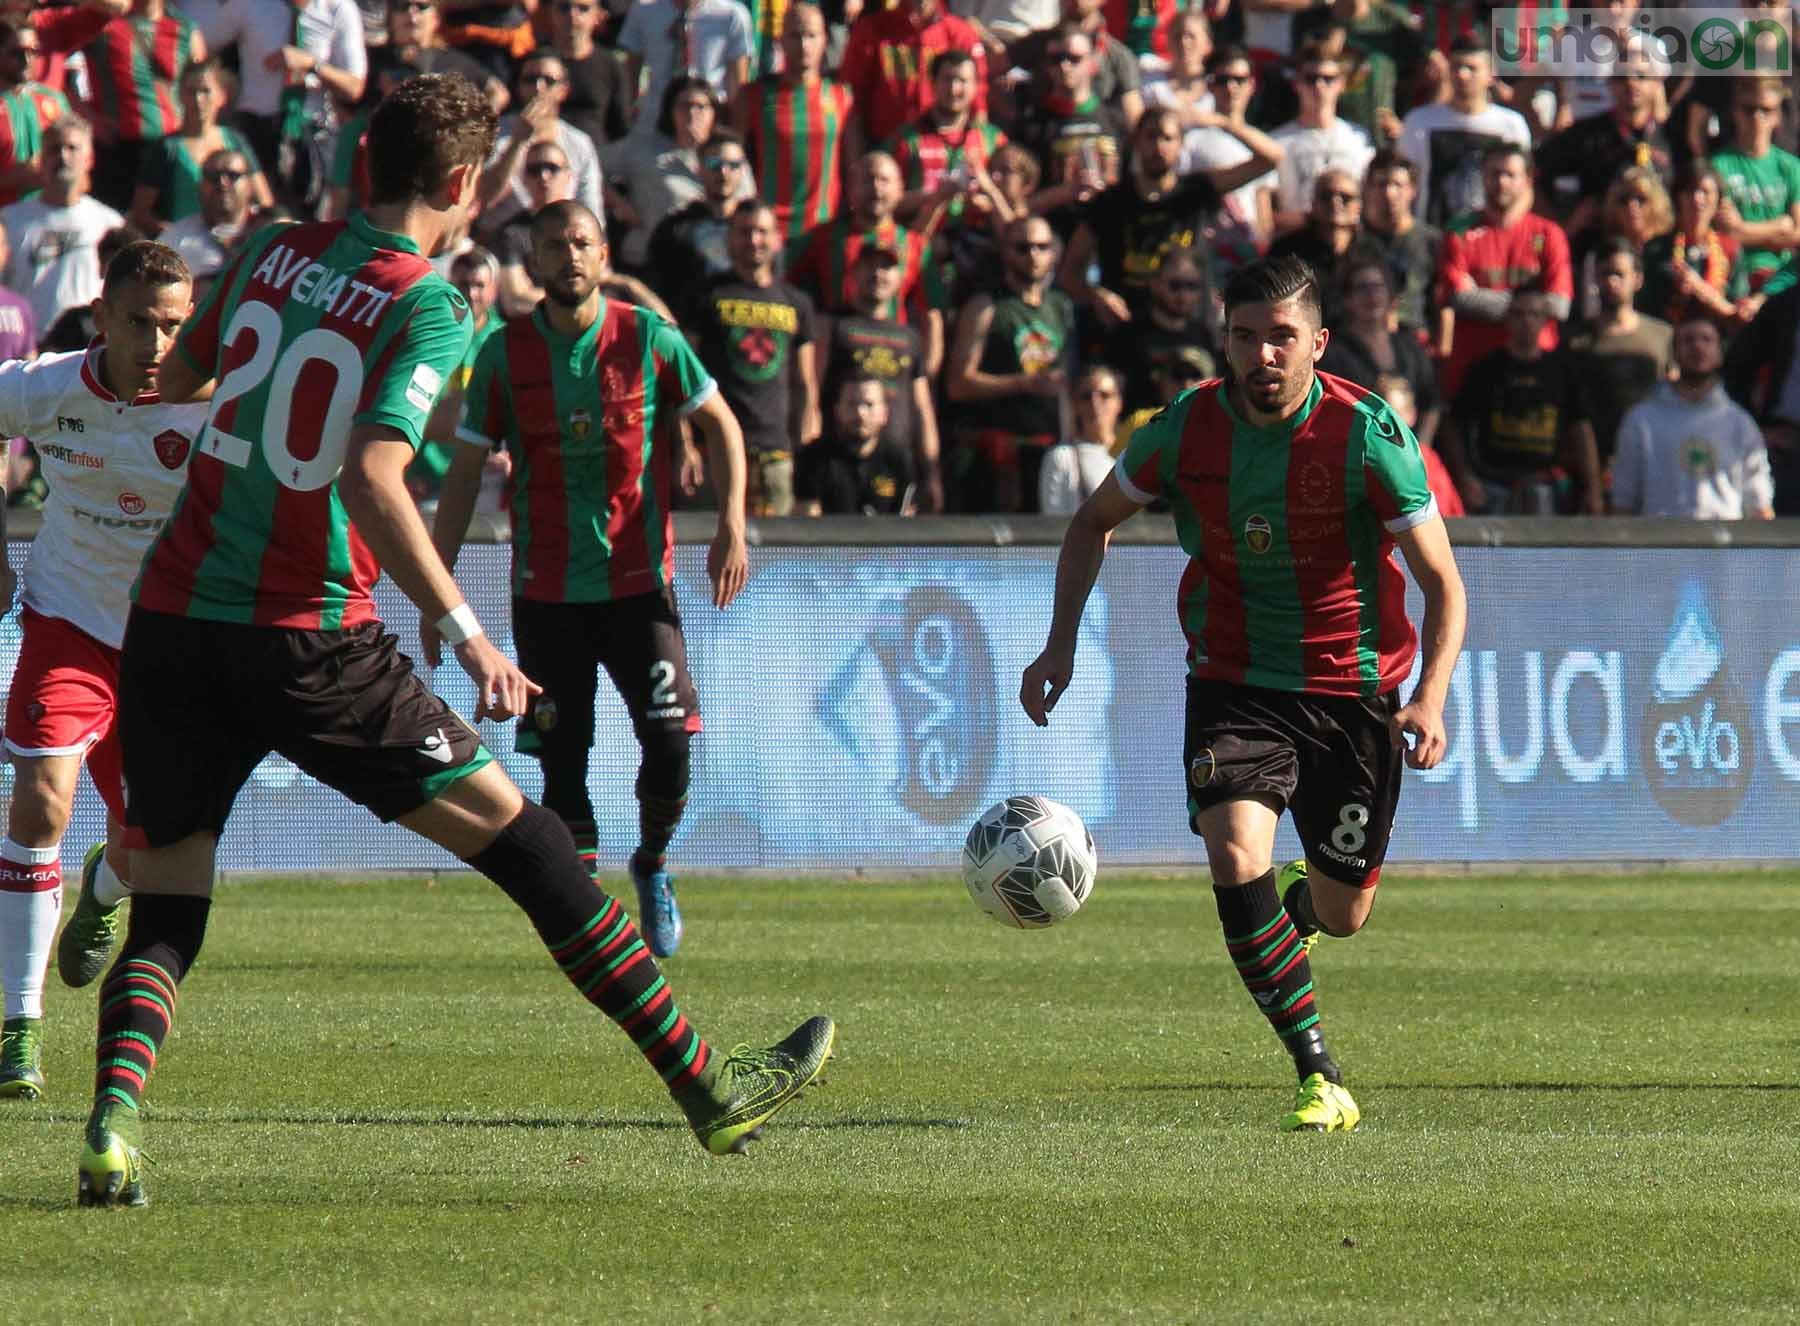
[0, 345, 206, 648]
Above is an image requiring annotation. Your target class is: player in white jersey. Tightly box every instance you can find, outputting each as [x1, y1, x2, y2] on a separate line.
[0, 242, 203, 1099]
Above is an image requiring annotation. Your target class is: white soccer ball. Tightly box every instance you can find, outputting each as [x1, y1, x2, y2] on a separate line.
[962, 795, 1097, 928]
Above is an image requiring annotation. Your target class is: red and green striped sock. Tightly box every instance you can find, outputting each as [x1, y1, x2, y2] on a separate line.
[1215, 871, 1340, 1083]
[470, 802, 710, 1090]
[90, 895, 212, 1118]
[548, 897, 710, 1088]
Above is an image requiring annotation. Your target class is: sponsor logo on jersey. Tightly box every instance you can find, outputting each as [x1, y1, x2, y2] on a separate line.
[1244, 513, 1273, 554]
[38, 442, 102, 469]
[118, 493, 147, 516]
[405, 362, 444, 413]
[153, 429, 191, 470]
[56, 415, 85, 434]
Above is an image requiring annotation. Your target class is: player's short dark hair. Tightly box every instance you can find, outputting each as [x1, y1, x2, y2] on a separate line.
[367, 73, 498, 206]
[1207, 44, 1253, 73]
[837, 369, 887, 397]
[1294, 27, 1348, 65]
[181, 54, 222, 84]
[529, 199, 603, 243]
[704, 126, 746, 153]
[103, 240, 190, 297]
[930, 47, 976, 79]
[1136, 106, 1181, 139]
[1365, 147, 1417, 184]
[1449, 31, 1489, 58]
[1223, 255, 1323, 328]
[1047, 21, 1092, 53]
[1483, 141, 1532, 173]
[1594, 235, 1642, 271]
[450, 244, 498, 283]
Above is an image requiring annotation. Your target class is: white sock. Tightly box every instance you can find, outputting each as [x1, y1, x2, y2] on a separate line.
[0, 839, 62, 1021]
[92, 855, 130, 908]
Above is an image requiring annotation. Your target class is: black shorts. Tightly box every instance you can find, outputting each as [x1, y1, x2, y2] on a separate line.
[1183, 677, 1404, 887]
[512, 587, 701, 756]
[118, 607, 492, 848]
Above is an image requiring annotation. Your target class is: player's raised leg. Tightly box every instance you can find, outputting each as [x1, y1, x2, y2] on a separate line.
[399, 760, 831, 1155]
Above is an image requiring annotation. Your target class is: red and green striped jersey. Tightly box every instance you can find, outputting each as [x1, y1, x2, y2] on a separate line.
[888, 115, 1006, 225]
[1114, 372, 1438, 698]
[744, 75, 855, 240]
[137, 213, 473, 630]
[457, 300, 716, 604]
[783, 216, 930, 319]
[0, 83, 70, 206]
[79, 14, 195, 144]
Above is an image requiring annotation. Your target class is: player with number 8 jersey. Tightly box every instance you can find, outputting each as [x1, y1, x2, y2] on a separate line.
[1020, 255, 1467, 1135]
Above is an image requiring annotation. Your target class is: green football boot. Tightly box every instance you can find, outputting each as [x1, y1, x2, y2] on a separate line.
[1278, 859, 1319, 956]
[58, 842, 125, 988]
[1281, 1071, 1361, 1133]
[0, 1016, 44, 1100]
[676, 1015, 835, 1155]
[78, 1103, 149, 1208]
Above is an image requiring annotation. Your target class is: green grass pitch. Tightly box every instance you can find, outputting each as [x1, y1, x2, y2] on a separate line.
[2, 871, 1796, 1323]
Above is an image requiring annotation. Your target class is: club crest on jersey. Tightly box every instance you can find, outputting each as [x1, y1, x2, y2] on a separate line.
[569, 409, 592, 440]
[533, 698, 559, 732]
[1297, 460, 1333, 510]
[118, 492, 146, 516]
[1244, 513, 1273, 554]
[153, 429, 190, 470]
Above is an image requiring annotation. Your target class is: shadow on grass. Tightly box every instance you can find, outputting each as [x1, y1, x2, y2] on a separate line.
[1115, 1081, 1800, 1093]
[134, 1111, 976, 1132]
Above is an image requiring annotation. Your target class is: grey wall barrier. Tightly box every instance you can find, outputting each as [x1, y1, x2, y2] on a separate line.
[4, 516, 1798, 869]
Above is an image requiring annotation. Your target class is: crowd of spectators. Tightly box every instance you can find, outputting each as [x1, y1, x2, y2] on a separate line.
[0, 0, 1794, 519]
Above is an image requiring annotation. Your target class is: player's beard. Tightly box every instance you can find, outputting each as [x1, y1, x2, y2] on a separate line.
[542, 273, 596, 308]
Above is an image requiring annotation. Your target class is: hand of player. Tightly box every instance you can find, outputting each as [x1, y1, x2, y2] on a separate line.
[1019, 644, 1074, 727]
[1389, 696, 1447, 770]
[679, 440, 706, 496]
[455, 634, 541, 722]
[421, 617, 445, 668]
[708, 524, 749, 609]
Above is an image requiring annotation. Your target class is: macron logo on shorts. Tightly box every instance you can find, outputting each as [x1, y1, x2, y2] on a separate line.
[420, 728, 455, 764]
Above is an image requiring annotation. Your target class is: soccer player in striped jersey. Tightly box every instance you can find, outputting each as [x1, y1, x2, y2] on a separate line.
[1021, 255, 1468, 1133]
[738, 4, 858, 242]
[437, 199, 751, 960]
[76, 74, 832, 1209]
[0, 241, 203, 1101]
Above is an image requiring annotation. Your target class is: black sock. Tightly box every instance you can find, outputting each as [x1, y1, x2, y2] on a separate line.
[1214, 870, 1340, 1084]
[537, 747, 598, 872]
[633, 736, 689, 865]
[468, 801, 710, 1088]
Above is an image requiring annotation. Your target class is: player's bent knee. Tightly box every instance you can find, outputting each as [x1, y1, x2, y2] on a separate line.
[403, 762, 527, 858]
[1309, 869, 1376, 937]
[128, 833, 221, 897]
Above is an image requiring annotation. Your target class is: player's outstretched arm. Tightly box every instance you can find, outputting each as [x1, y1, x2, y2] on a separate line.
[689, 393, 749, 609]
[1391, 513, 1467, 770]
[338, 426, 541, 722]
[1020, 473, 1142, 727]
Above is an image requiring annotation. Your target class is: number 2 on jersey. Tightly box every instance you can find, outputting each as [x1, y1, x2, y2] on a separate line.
[200, 301, 366, 492]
